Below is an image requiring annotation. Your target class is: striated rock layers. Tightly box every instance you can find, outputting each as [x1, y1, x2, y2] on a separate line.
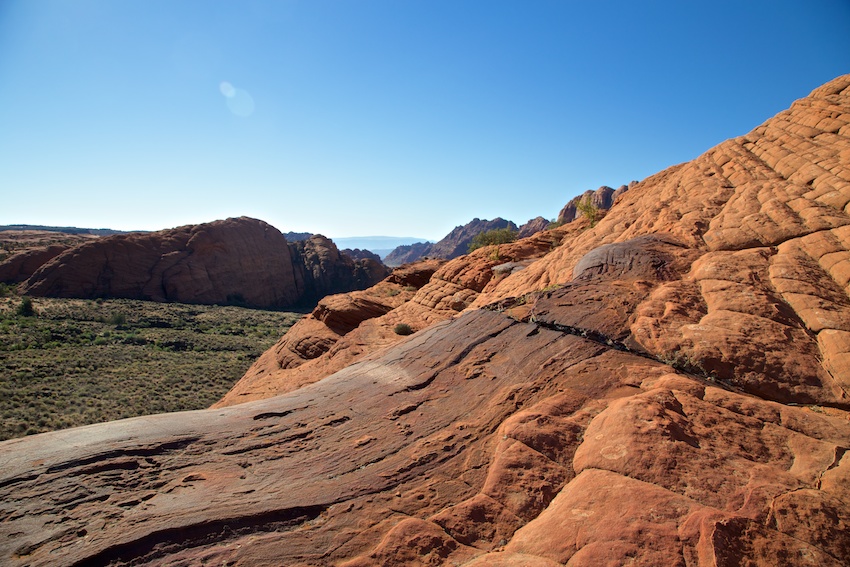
[3, 75, 850, 566]
[15, 218, 389, 309]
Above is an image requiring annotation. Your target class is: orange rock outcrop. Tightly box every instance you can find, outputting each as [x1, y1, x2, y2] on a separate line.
[13, 218, 389, 309]
[1, 75, 850, 567]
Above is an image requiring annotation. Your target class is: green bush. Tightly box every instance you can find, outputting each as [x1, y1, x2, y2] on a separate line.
[576, 196, 599, 227]
[16, 297, 35, 317]
[393, 323, 414, 336]
[468, 228, 518, 252]
[108, 312, 127, 326]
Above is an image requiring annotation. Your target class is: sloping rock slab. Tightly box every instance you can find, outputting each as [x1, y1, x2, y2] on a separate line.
[2, 308, 849, 566]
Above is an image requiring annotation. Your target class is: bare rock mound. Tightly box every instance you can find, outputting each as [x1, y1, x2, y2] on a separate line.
[0, 230, 100, 283]
[16, 218, 389, 309]
[0, 244, 72, 284]
[2, 75, 850, 566]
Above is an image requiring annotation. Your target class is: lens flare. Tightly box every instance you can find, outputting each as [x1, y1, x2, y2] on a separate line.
[219, 81, 255, 117]
[219, 81, 235, 98]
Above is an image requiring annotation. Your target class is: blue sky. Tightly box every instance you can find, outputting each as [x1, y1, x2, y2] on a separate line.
[1, 1, 848, 241]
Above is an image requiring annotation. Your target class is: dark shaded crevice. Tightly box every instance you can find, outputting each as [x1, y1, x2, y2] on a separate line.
[498, 307, 744, 395]
[531, 319, 631, 353]
[401, 371, 438, 393]
[44, 438, 201, 475]
[221, 430, 312, 456]
[0, 473, 38, 490]
[252, 409, 295, 420]
[67, 505, 328, 567]
[816, 446, 848, 490]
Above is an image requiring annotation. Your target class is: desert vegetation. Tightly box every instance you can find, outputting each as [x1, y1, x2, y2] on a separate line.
[576, 196, 599, 227]
[0, 296, 301, 440]
[467, 227, 518, 252]
[393, 322, 414, 335]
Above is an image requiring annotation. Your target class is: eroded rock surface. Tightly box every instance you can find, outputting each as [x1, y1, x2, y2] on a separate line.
[2, 75, 850, 566]
[0, 230, 100, 283]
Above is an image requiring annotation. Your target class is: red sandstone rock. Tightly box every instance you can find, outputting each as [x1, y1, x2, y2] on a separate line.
[216, 260, 442, 404]
[16, 218, 388, 309]
[2, 75, 850, 567]
[0, 230, 100, 283]
[0, 244, 71, 284]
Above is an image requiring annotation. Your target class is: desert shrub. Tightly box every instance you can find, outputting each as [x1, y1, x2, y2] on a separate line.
[108, 312, 127, 326]
[16, 297, 35, 317]
[576, 196, 599, 227]
[0, 297, 302, 440]
[468, 228, 518, 252]
[393, 323, 414, 336]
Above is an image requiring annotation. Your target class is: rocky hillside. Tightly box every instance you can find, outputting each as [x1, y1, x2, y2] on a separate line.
[385, 217, 534, 266]
[556, 183, 634, 224]
[9, 218, 388, 309]
[2, 75, 850, 566]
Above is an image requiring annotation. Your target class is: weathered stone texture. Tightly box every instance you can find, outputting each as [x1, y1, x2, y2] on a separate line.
[2, 75, 850, 566]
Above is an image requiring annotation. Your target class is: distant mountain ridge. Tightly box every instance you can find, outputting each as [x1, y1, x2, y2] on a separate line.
[0, 224, 131, 236]
[383, 217, 556, 267]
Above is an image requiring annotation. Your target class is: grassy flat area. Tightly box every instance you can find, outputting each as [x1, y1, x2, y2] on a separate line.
[0, 296, 302, 440]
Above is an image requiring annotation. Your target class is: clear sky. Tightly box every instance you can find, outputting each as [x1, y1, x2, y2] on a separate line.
[1, 1, 848, 241]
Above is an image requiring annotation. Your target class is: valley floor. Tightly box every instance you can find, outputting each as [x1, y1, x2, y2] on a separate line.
[0, 296, 301, 440]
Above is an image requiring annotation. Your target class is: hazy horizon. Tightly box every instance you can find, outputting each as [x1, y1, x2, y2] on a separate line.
[0, 221, 434, 243]
[1, 1, 848, 241]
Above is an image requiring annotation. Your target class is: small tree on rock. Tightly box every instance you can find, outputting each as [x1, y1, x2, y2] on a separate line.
[576, 196, 599, 227]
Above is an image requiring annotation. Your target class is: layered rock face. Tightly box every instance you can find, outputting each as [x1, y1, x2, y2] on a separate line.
[14, 218, 388, 309]
[2, 75, 850, 566]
